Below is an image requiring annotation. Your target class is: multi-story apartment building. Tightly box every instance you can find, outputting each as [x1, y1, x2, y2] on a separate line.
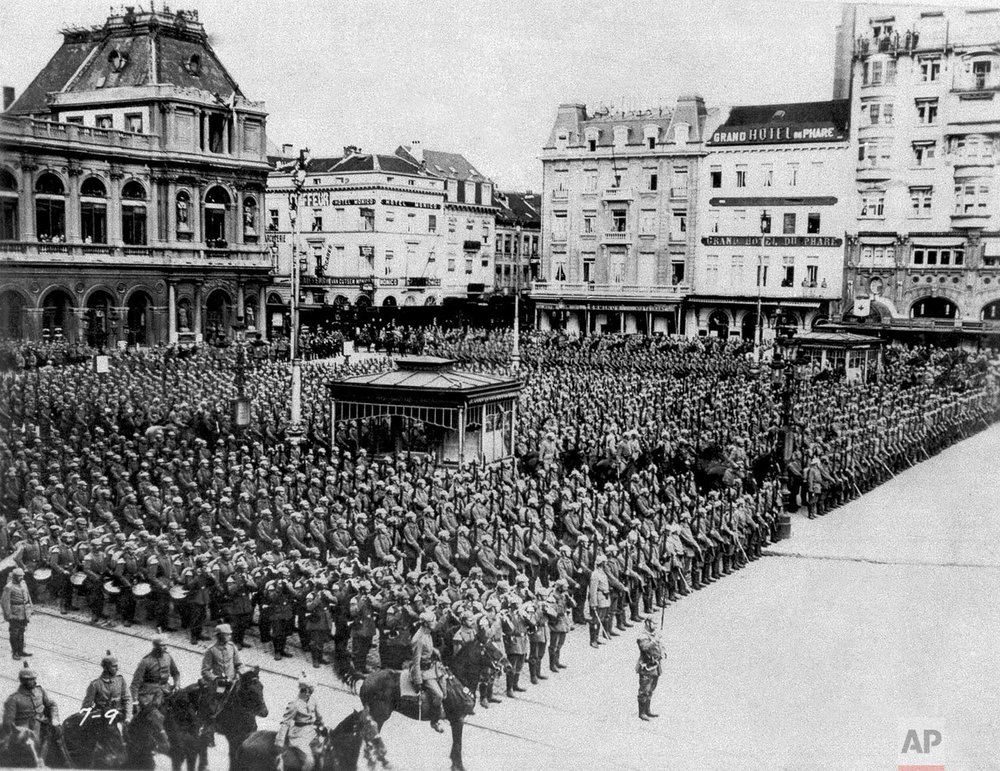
[838, 5, 1000, 335]
[266, 144, 495, 327]
[689, 100, 852, 340]
[0, 8, 270, 345]
[493, 190, 541, 292]
[395, 144, 497, 307]
[536, 96, 710, 335]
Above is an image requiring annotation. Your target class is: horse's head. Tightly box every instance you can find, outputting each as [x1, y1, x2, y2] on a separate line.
[131, 703, 171, 757]
[237, 667, 269, 719]
[324, 709, 389, 771]
[482, 639, 512, 675]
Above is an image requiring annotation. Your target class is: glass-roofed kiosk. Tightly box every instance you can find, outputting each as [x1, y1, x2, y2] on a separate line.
[328, 356, 522, 465]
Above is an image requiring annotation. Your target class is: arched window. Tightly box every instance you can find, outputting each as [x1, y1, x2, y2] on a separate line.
[34, 172, 66, 242]
[910, 297, 958, 319]
[0, 168, 17, 241]
[242, 196, 258, 242]
[79, 177, 107, 244]
[707, 309, 730, 339]
[982, 300, 1000, 321]
[175, 190, 192, 240]
[121, 180, 147, 245]
[204, 186, 231, 248]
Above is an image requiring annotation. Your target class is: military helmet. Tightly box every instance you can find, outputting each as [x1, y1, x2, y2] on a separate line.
[101, 649, 118, 668]
[18, 662, 37, 682]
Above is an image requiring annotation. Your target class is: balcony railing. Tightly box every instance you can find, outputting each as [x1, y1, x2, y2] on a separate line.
[0, 241, 271, 268]
[530, 280, 689, 301]
[602, 231, 630, 243]
[551, 188, 569, 201]
[670, 187, 688, 199]
[0, 115, 160, 152]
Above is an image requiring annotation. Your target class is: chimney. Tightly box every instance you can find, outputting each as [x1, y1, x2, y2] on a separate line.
[408, 140, 423, 164]
[2, 87, 14, 112]
[281, 143, 293, 157]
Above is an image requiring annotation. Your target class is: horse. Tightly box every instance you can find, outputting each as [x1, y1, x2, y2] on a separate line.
[164, 667, 268, 771]
[0, 724, 52, 768]
[55, 701, 170, 769]
[335, 636, 510, 771]
[235, 709, 388, 771]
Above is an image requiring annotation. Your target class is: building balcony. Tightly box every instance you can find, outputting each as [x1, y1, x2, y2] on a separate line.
[530, 280, 689, 302]
[669, 187, 689, 200]
[951, 211, 991, 227]
[602, 187, 634, 201]
[0, 240, 272, 270]
[0, 115, 161, 152]
[668, 231, 686, 243]
[951, 155, 995, 172]
[602, 231, 631, 243]
[551, 188, 569, 201]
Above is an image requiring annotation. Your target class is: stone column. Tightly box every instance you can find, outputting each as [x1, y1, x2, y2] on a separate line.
[167, 282, 178, 343]
[257, 284, 268, 340]
[18, 157, 36, 241]
[236, 280, 245, 320]
[193, 282, 203, 341]
[166, 179, 177, 244]
[66, 161, 83, 243]
[113, 305, 128, 347]
[108, 165, 124, 245]
[70, 307, 87, 345]
[25, 307, 43, 342]
[148, 175, 160, 244]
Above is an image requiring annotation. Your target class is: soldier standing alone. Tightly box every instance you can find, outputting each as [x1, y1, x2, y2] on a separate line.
[636, 616, 665, 721]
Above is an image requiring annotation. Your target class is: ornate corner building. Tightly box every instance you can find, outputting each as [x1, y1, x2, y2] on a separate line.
[0, 7, 270, 346]
[840, 5, 1000, 339]
[535, 97, 709, 335]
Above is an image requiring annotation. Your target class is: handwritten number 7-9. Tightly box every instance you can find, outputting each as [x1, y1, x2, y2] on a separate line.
[80, 707, 120, 723]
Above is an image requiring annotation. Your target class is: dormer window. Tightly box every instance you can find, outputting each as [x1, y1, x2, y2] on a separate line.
[584, 128, 600, 152]
[673, 123, 690, 145]
[108, 50, 128, 73]
[772, 110, 786, 121]
[613, 126, 628, 148]
[643, 125, 659, 150]
[186, 54, 202, 76]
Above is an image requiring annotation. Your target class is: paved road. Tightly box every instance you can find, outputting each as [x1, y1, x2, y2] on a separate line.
[4, 425, 1000, 770]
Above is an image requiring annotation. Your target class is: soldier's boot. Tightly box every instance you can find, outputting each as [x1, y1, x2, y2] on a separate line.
[488, 682, 502, 703]
[638, 698, 650, 721]
[645, 699, 659, 718]
[529, 660, 538, 685]
[514, 670, 527, 692]
[549, 650, 559, 673]
[535, 657, 547, 680]
[557, 650, 568, 670]
[505, 673, 515, 699]
[479, 683, 489, 709]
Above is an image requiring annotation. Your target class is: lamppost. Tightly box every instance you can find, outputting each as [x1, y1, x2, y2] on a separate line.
[283, 148, 311, 452]
[756, 210, 771, 363]
[769, 317, 800, 541]
[512, 223, 522, 370]
[232, 316, 251, 431]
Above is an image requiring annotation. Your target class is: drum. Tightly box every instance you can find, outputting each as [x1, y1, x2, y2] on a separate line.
[70, 571, 87, 586]
[103, 580, 121, 595]
[169, 585, 189, 600]
[32, 568, 52, 582]
[132, 582, 152, 597]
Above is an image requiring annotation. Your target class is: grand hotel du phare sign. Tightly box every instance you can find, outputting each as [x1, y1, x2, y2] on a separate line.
[709, 124, 846, 145]
[701, 235, 844, 248]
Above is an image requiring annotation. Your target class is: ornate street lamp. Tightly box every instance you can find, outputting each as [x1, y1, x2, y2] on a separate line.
[769, 316, 801, 540]
[512, 223, 522, 370]
[283, 148, 311, 452]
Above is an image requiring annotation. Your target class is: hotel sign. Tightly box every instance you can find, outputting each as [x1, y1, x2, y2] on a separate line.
[381, 198, 441, 210]
[701, 235, 843, 248]
[300, 192, 376, 207]
[710, 124, 846, 146]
